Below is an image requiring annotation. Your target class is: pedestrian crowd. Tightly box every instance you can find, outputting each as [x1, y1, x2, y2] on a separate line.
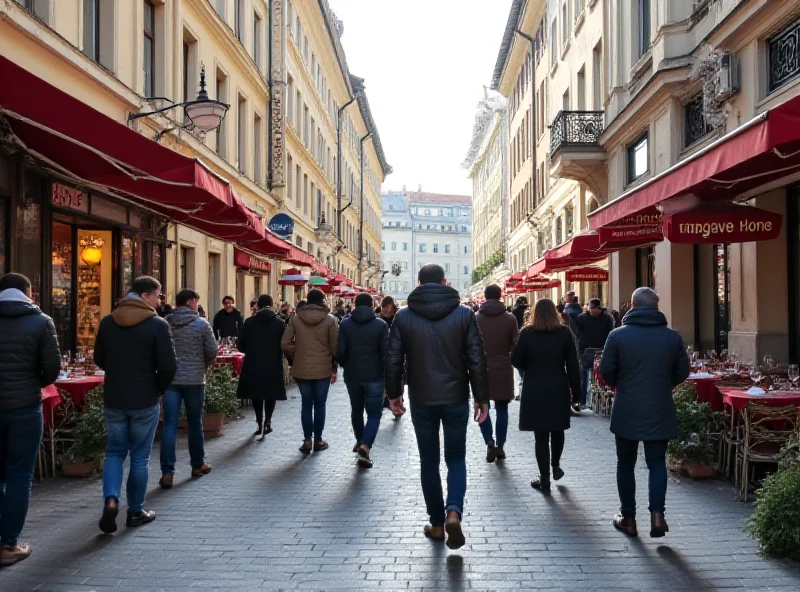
[0, 263, 689, 564]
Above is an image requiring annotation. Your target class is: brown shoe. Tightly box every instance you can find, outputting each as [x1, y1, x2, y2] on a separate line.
[444, 511, 465, 550]
[423, 524, 445, 541]
[159, 474, 173, 489]
[191, 464, 211, 478]
[612, 513, 638, 537]
[0, 543, 32, 566]
[313, 440, 329, 452]
[650, 513, 669, 538]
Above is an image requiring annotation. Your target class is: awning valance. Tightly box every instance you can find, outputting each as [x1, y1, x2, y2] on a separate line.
[233, 248, 271, 273]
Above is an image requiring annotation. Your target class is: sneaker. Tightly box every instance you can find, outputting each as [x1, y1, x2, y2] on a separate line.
[357, 446, 374, 469]
[126, 510, 156, 528]
[0, 543, 32, 566]
[191, 464, 211, 478]
[159, 474, 173, 489]
[486, 444, 497, 463]
[552, 466, 565, 481]
[98, 497, 119, 534]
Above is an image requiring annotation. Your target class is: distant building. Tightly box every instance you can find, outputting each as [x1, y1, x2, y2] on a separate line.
[381, 190, 472, 301]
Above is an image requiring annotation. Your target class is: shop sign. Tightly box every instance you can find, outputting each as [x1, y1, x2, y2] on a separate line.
[598, 225, 663, 244]
[268, 213, 294, 238]
[233, 248, 271, 273]
[663, 205, 782, 244]
[566, 267, 609, 282]
[606, 208, 662, 228]
[52, 183, 88, 213]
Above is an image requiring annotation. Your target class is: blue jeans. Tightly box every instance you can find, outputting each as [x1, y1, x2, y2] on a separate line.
[580, 350, 596, 407]
[103, 404, 160, 513]
[410, 401, 469, 526]
[0, 404, 43, 546]
[160, 385, 206, 475]
[296, 378, 330, 441]
[478, 400, 509, 446]
[615, 436, 669, 518]
[345, 380, 384, 447]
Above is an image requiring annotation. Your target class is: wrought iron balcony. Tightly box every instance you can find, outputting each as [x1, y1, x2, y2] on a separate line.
[549, 110, 604, 156]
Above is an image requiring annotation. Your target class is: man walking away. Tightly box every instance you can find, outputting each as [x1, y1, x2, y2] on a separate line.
[337, 293, 388, 469]
[237, 294, 286, 439]
[511, 296, 528, 329]
[386, 264, 489, 550]
[475, 285, 518, 463]
[94, 276, 177, 533]
[564, 295, 582, 324]
[159, 289, 217, 489]
[281, 289, 338, 454]
[212, 295, 243, 339]
[0, 273, 60, 566]
[599, 287, 690, 539]
[574, 298, 614, 413]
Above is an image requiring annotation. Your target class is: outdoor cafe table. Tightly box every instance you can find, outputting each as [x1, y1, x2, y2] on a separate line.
[216, 353, 244, 376]
[41, 384, 61, 428]
[56, 375, 105, 407]
[719, 388, 800, 410]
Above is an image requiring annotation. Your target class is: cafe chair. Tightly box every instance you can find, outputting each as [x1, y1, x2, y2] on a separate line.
[736, 403, 799, 501]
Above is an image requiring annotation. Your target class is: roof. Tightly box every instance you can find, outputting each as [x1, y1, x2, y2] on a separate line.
[350, 74, 393, 178]
[407, 191, 472, 205]
[316, 0, 354, 97]
[491, 0, 524, 90]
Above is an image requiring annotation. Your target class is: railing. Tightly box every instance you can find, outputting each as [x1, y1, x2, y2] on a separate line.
[549, 110, 604, 156]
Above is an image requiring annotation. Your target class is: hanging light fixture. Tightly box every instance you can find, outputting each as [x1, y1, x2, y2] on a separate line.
[79, 235, 104, 266]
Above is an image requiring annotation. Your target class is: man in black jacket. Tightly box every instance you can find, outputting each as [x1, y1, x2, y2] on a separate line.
[386, 264, 489, 550]
[94, 276, 177, 534]
[0, 273, 60, 566]
[575, 298, 614, 411]
[212, 295, 243, 339]
[337, 293, 389, 469]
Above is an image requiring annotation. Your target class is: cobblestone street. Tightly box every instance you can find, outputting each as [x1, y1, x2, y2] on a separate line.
[3, 382, 799, 591]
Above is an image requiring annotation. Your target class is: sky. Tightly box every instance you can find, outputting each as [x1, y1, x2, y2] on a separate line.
[330, 0, 514, 197]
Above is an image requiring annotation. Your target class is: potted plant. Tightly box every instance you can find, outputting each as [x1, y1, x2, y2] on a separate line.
[668, 382, 723, 479]
[61, 386, 106, 477]
[746, 460, 800, 560]
[203, 364, 239, 438]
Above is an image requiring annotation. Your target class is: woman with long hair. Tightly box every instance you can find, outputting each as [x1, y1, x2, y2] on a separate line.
[512, 298, 581, 493]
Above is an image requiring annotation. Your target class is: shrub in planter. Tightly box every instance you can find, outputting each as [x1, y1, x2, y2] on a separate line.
[62, 386, 106, 477]
[203, 365, 239, 437]
[746, 465, 800, 561]
[668, 382, 723, 478]
[778, 433, 800, 471]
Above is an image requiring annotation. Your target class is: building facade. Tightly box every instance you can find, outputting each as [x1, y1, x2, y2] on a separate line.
[381, 190, 472, 301]
[0, 0, 388, 352]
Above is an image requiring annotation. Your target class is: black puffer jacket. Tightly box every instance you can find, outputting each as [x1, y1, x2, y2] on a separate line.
[337, 305, 388, 383]
[0, 297, 61, 411]
[385, 284, 488, 405]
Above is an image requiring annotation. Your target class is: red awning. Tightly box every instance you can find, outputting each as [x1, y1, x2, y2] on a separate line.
[0, 56, 264, 242]
[589, 93, 800, 229]
[233, 248, 271, 273]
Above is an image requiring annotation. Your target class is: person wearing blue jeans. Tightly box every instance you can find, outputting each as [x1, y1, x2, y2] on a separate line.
[345, 381, 384, 466]
[478, 401, 509, 452]
[160, 386, 206, 477]
[94, 276, 177, 533]
[0, 272, 60, 566]
[296, 378, 331, 445]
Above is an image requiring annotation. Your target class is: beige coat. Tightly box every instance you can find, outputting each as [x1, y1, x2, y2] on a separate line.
[281, 305, 338, 380]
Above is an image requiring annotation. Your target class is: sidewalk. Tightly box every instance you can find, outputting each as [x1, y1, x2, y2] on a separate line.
[3, 381, 799, 591]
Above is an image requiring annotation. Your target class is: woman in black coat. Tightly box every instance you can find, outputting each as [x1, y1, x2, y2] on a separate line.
[512, 298, 582, 493]
[236, 294, 286, 439]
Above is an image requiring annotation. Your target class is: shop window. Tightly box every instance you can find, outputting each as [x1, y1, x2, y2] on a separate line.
[713, 244, 730, 353]
[768, 17, 800, 93]
[51, 222, 73, 352]
[18, 171, 43, 304]
[121, 231, 138, 294]
[627, 133, 649, 184]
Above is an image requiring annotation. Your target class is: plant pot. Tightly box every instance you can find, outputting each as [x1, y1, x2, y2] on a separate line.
[61, 460, 98, 478]
[684, 462, 716, 479]
[203, 412, 225, 439]
[667, 458, 680, 473]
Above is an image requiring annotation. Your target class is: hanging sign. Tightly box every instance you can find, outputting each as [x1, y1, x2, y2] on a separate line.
[52, 183, 88, 213]
[268, 213, 294, 238]
[663, 204, 782, 244]
[605, 207, 662, 228]
[566, 267, 609, 282]
[598, 225, 663, 244]
[233, 248, 271, 273]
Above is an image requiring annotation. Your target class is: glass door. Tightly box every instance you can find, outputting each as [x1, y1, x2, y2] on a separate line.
[51, 222, 75, 352]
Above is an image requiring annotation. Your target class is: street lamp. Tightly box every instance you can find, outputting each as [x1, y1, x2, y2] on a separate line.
[128, 65, 229, 136]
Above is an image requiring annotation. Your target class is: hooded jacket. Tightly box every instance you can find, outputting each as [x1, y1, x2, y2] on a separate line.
[385, 284, 488, 406]
[511, 303, 528, 329]
[0, 289, 61, 411]
[336, 305, 388, 383]
[476, 300, 519, 402]
[167, 307, 218, 385]
[94, 294, 177, 410]
[280, 304, 338, 380]
[599, 306, 691, 441]
[237, 308, 287, 400]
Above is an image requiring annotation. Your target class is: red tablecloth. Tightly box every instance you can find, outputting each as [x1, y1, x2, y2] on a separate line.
[55, 376, 105, 407]
[216, 354, 244, 376]
[688, 376, 724, 411]
[720, 388, 800, 410]
[41, 385, 61, 428]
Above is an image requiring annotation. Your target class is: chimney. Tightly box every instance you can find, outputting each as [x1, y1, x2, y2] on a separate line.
[402, 185, 406, 194]
[417, 184, 422, 193]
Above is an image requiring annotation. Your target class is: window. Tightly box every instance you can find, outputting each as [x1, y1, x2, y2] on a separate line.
[627, 133, 649, 184]
[237, 96, 247, 174]
[287, 156, 293, 203]
[83, 0, 100, 63]
[253, 12, 263, 71]
[182, 30, 198, 106]
[215, 69, 228, 158]
[253, 114, 262, 184]
[419, 244, 427, 253]
[433, 243, 439, 253]
[638, 0, 651, 58]
[577, 67, 586, 110]
[235, 0, 244, 42]
[684, 93, 712, 147]
[593, 43, 602, 110]
[561, 1, 568, 47]
[464, 245, 468, 254]
[143, 1, 155, 97]
[295, 165, 301, 208]
[213, 0, 224, 20]
[303, 174, 309, 215]
[424, 209, 431, 216]
[445, 263, 451, 273]
[287, 77, 294, 128]
[391, 242, 397, 251]
[549, 18, 557, 66]
[402, 242, 408, 251]
[445, 244, 451, 254]
[769, 18, 800, 92]
[463, 265, 469, 275]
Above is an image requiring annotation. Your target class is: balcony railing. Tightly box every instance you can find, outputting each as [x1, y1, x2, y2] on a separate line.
[549, 110, 604, 156]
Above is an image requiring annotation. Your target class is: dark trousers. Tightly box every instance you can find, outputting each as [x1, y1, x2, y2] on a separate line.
[478, 400, 510, 446]
[0, 404, 43, 546]
[410, 401, 469, 527]
[253, 399, 277, 427]
[345, 380, 384, 447]
[533, 430, 565, 480]
[615, 436, 669, 518]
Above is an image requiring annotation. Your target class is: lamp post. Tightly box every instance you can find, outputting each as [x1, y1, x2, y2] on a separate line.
[128, 65, 229, 139]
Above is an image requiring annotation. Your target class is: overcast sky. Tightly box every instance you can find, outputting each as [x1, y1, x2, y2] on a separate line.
[330, 0, 514, 196]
